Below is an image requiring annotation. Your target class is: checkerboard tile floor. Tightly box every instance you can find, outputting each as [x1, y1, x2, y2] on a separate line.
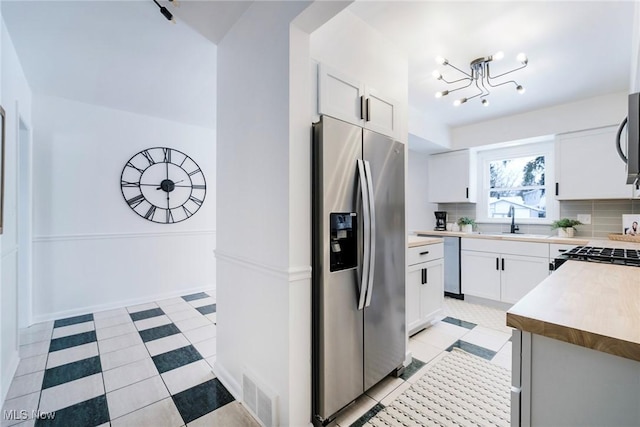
[2, 291, 258, 427]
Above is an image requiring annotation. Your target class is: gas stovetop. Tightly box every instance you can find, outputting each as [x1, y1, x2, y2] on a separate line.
[561, 246, 640, 267]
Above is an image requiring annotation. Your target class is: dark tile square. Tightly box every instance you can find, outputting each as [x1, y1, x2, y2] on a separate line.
[49, 331, 97, 353]
[172, 378, 234, 424]
[196, 304, 216, 315]
[34, 394, 109, 427]
[43, 356, 102, 389]
[442, 316, 477, 330]
[138, 323, 180, 343]
[129, 307, 165, 322]
[152, 345, 202, 374]
[53, 314, 94, 328]
[182, 292, 209, 302]
[400, 357, 426, 381]
[350, 403, 384, 427]
[446, 340, 497, 360]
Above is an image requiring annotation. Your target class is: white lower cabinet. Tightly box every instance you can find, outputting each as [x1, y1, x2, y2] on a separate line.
[461, 239, 549, 304]
[407, 244, 444, 335]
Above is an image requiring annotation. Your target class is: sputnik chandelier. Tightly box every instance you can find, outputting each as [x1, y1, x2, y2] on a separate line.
[432, 51, 529, 107]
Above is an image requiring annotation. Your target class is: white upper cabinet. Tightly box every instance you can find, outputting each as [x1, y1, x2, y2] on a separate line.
[317, 63, 398, 139]
[555, 126, 632, 200]
[428, 149, 476, 203]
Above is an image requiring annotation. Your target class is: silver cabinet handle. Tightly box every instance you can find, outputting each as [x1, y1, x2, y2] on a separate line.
[364, 160, 376, 307]
[357, 159, 370, 310]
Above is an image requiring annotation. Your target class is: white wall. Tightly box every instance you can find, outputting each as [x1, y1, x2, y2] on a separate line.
[452, 91, 627, 149]
[1, 17, 33, 404]
[407, 151, 437, 232]
[408, 105, 451, 150]
[310, 9, 408, 142]
[31, 94, 216, 322]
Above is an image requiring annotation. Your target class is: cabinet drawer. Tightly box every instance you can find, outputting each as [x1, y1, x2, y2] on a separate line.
[408, 243, 443, 266]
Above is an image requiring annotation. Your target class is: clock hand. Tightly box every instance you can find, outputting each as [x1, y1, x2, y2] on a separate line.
[156, 179, 184, 190]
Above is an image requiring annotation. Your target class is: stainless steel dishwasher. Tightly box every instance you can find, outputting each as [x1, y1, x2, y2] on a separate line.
[418, 235, 462, 298]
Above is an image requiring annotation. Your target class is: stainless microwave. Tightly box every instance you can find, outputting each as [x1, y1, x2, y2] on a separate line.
[616, 92, 640, 185]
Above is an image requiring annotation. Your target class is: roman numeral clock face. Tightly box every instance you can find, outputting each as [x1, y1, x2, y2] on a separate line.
[120, 147, 206, 224]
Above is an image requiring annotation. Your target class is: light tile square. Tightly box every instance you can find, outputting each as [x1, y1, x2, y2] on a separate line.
[126, 302, 159, 314]
[20, 321, 53, 334]
[155, 297, 185, 308]
[461, 326, 511, 352]
[188, 297, 216, 308]
[95, 322, 137, 341]
[46, 342, 99, 369]
[94, 314, 133, 330]
[5, 371, 44, 400]
[427, 321, 472, 339]
[408, 340, 442, 364]
[167, 308, 201, 322]
[183, 325, 216, 344]
[144, 333, 190, 357]
[187, 401, 259, 427]
[174, 316, 210, 332]
[18, 341, 49, 359]
[192, 338, 216, 358]
[411, 326, 461, 350]
[134, 315, 172, 331]
[160, 302, 193, 314]
[103, 358, 159, 392]
[365, 375, 404, 402]
[93, 307, 128, 320]
[106, 375, 169, 419]
[205, 313, 217, 323]
[19, 329, 52, 346]
[100, 344, 150, 371]
[1, 391, 40, 426]
[335, 394, 377, 427]
[52, 321, 95, 339]
[205, 356, 216, 373]
[161, 360, 215, 395]
[14, 354, 47, 377]
[110, 398, 183, 427]
[39, 373, 104, 413]
[98, 332, 143, 355]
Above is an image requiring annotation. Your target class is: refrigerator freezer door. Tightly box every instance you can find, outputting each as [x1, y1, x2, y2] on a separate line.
[362, 130, 406, 390]
[312, 116, 365, 420]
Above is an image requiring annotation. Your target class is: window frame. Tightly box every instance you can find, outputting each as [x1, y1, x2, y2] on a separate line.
[475, 141, 558, 224]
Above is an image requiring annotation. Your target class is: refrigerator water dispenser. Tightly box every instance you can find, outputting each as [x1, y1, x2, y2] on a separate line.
[329, 213, 357, 272]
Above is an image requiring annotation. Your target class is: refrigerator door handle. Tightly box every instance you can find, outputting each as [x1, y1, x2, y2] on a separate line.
[357, 159, 370, 311]
[363, 160, 376, 307]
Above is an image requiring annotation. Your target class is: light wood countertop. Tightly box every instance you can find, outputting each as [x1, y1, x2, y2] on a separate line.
[415, 230, 589, 245]
[507, 260, 640, 362]
[408, 235, 443, 248]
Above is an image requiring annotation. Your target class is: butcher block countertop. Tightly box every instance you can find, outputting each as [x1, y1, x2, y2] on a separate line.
[408, 235, 443, 248]
[507, 260, 640, 362]
[415, 229, 589, 245]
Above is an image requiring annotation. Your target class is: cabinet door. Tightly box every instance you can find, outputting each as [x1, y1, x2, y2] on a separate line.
[428, 150, 476, 203]
[556, 126, 632, 199]
[363, 86, 397, 138]
[318, 63, 364, 127]
[420, 259, 444, 322]
[461, 251, 500, 300]
[500, 254, 549, 304]
[407, 264, 424, 335]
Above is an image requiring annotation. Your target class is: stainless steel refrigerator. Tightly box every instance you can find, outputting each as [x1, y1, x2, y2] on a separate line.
[312, 115, 406, 425]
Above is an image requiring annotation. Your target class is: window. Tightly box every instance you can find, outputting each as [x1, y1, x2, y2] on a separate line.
[476, 141, 557, 223]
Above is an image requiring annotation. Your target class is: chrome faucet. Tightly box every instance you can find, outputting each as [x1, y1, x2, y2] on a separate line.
[508, 205, 520, 233]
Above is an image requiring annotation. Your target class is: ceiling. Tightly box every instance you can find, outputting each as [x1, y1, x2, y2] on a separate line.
[2, 1, 636, 135]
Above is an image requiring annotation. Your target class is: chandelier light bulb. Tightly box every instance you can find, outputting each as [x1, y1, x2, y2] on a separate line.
[435, 90, 449, 98]
[453, 98, 467, 107]
[516, 85, 526, 94]
[481, 99, 489, 106]
[517, 53, 528, 64]
[492, 51, 504, 61]
[435, 56, 448, 66]
[432, 70, 442, 80]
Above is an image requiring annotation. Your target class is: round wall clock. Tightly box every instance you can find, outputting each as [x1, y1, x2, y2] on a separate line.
[120, 147, 206, 224]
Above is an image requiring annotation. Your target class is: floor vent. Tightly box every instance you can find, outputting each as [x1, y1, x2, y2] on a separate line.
[242, 371, 278, 427]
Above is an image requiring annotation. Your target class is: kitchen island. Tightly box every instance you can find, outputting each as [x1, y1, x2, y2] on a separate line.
[506, 254, 640, 426]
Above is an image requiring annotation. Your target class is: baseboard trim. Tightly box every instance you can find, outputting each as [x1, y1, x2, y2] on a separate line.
[34, 229, 216, 243]
[31, 284, 215, 325]
[213, 360, 242, 402]
[215, 250, 311, 282]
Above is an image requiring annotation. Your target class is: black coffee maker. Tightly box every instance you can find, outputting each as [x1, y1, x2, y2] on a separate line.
[434, 211, 447, 231]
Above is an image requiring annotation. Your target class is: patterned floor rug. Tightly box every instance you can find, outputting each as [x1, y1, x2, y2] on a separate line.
[365, 348, 511, 426]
